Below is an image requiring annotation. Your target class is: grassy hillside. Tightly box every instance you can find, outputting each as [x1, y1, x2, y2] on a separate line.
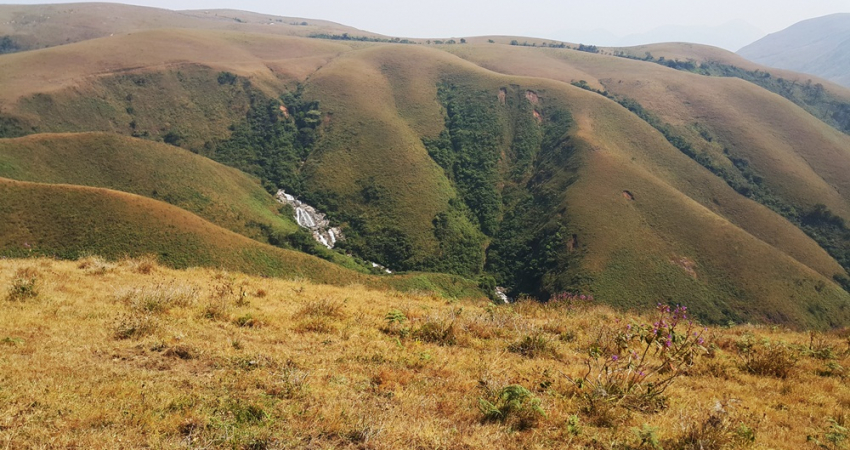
[0, 133, 297, 240]
[442, 45, 850, 258]
[0, 177, 480, 298]
[0, 30, 356, 148]
[1, 257, 848, 449]
[0, 177, 348, 280]
[2, 7, 850, 327]
[0, 132, 370, 269]
[298, 43, 850, 327]
[0, 3, 374, 51]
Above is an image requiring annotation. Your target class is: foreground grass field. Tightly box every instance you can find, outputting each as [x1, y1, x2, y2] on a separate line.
[1, 258, 847, 449]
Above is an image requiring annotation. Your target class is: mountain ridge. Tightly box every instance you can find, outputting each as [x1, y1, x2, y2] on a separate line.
[738, 13, 850, 88]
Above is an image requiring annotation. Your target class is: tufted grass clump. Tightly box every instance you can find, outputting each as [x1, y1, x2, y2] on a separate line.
[736, 335, 798, 379]
[77, 255, 116, 275]
[297, 298, 346, 319]
[663, 403, 757, 450]
[508, 331, 556, 358]
[478, 384, 545, 430]
[266, 361, 311, 399]
[293, 298, 347, 333]
[113, 311, 157, 339]
[807, 416, 848, 450]
[413, 317, 457, 345]
[115, 282, 198, 314]
[123, 254, 158, 275]
[234, 313, 263, 328]
[6, 267, 39, 302]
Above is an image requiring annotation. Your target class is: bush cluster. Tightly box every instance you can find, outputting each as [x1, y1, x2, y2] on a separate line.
[570, 304, 709, 414]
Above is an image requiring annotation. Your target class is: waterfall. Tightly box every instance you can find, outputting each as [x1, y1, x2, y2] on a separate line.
[275, 189, 343, 249]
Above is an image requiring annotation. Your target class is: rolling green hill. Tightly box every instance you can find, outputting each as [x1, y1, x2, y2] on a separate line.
[0, 177, 480, 297]
[0, 177, 352, 280]
[2, 4, 850, 328]
[0, 132, 298, 240]
[0, 132, 368, 270]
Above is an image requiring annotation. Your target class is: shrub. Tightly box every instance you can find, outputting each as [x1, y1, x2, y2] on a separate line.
[569, 304, 709, 414]
[217, 71, 237, 85]
[806, 331, 840, 360]
[382, 309, 410, 337]
[212, 276, 249, 306]
[736, 335, 798, 378]
[478, 384, 545, 430]
[202, 277, 246, 320]
[6, 268, 39, 301]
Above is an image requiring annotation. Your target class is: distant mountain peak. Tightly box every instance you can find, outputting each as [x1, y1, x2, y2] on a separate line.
[738, 13, 850, 88]
[556, 20, 764, 52]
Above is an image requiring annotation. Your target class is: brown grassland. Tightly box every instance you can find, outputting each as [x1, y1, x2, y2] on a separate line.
[1, 257, 848, 449]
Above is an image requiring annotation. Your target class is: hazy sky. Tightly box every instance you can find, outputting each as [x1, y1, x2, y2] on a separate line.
[5, 0, 850, 49]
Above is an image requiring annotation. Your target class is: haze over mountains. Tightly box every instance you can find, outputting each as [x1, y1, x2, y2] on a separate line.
[738, 13, 850, 88]
[559, 20, 764, 52]
[2, 3, 850, 328]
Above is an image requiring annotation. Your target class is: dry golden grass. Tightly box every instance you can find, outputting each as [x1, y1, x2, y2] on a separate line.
[0, 28, 352, 103]
[1, 257, 847, 449]
[0, 3, 378, 53]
